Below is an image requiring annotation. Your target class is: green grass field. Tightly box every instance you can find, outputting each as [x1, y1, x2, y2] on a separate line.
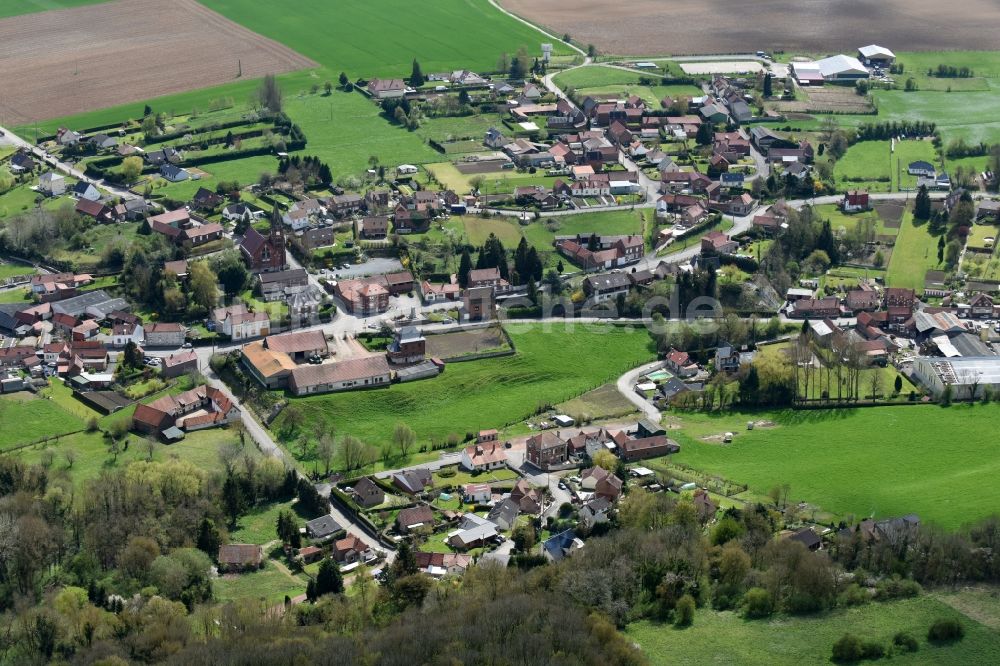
[0, 392, 85, 451]
[0, 263, 34, 280]
[213, 560, 306, 606]
[553, 65, 702, 107]
[627, 594, 1000, 666]
[670, 403, 1000, 529]
[0, 0, 104, 18]
[886, 212, 943, 290]
[274, 323, 656, 459]
[833, 140, 938, 193]
[200, 0, 568, 77]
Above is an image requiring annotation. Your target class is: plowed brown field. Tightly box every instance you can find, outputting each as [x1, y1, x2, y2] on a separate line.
[500, 0, 1000, 56]
[0, 0, 315, 125]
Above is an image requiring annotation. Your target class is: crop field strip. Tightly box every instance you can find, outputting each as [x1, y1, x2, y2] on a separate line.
[0, 0, 315, 126]
[500, 0, 1000, 55]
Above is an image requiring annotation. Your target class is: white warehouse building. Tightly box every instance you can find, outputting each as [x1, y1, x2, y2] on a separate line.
[912, 356, 1000, 400]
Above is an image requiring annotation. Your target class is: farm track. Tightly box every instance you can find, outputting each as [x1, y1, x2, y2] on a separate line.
[0, 0, 316, 125]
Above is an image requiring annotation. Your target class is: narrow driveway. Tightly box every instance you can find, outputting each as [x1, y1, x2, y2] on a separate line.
[616, 360, 664, 421]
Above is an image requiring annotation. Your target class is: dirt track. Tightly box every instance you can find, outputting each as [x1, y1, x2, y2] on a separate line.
[0, 0, 315, 125]
[500, 0, 1000, 56]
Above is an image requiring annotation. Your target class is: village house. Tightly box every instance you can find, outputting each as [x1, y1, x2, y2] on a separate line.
[420, 279, 460, 303]
[448, 513, 498, 550]
[468, 267, 511, 294]
[334, 278, 390, 316]
[389, 468, 433, 497]
[288, 355, 392, 396]
[161, 350, 198, 378]
[580, 466, 623, 502]
[332, 534, 374, 565]
[789, 297, 842, 319]
[257, 268, 309, 301]
[212, 304, 270, 341]
[460, 439, 507, 472]
[306, 516, 344, 543]
[217, 544, 264, 573]
[396, 505, 435, 533]
[464, 286, 495, 322]
[387, 326, 426, 365]
[131, 385, 240, 439]
[148, 209, 224, 248]
[664, 349, 699, 378]
[368, 78, 406, 99]
[223, 202, 264, 224]
[582, 273, 631, 303]
[700, 231, 738, 255]
[526, 431, 568, 470]
[38, 172, 66, 196]
[462, 483, 492, 505]
[356, 215, 389, 240]
[144, 322, 186, 347]
[579, 497, 612, 529]
[715, 342, 741, 373]
[617, 421, 680, 462]
[29, 272, 93, 302]
[842, 190, 870, 213]
[487, 498, 520, 531]
[351, 477, 385, 508]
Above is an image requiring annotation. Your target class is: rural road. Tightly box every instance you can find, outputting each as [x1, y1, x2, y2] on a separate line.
[0, 124, 139, 202]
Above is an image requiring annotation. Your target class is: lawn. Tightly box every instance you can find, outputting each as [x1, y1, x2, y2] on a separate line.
[0, 263, 34, 280]
[228, 499, 301, 545]
[273, 323, 657, 459]
[213, 560, 305, 606]
[0, 392, 86, 451]
[200, 0, 569, 77]
[966, 223, 998, 252]
[833, 139, 938, 193]
[670, 403, 1000, 529]
[0, 0, 105, 18]
[886, 212, 943, 291]
[627, 594, 1000, 666]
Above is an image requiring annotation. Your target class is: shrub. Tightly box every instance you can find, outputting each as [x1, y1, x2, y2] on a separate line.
[742, 587, 773, 619]
[674, 594, 695, 627]
[838, 583, 870, 607]
[860, 640, 885, 660]
[873, 576, 921, 601]
[831, 633, 863, 663]
[892, 632, 918, 653]
[927, 618, 964, 643]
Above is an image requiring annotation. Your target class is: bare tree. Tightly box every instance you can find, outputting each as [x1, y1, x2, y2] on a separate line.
[40, 449, 54, 469]
[63, 448, 76, 469]
[960, 368, 982, 401]
[143, 437, 157, 462]
[340, 435, 366, 473]
[393, 424, 416, 459]
[257, 74, 283, 113]
[868, 367, 883, 401]
[316, 434, 335, 476]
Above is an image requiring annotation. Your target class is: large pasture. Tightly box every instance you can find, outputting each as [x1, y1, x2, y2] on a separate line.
[273, 323, 656, 458]
[200, 0, 568, 77]
[628, 594, 1000, 665]
[671, 404, 1000, 529]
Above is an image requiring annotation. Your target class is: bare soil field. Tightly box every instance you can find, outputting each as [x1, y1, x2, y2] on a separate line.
[0, 0, 315, 125]
[425, 326, 509, 359]
[500, 0, 1000, 55]
[770, 87, 875, 114]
